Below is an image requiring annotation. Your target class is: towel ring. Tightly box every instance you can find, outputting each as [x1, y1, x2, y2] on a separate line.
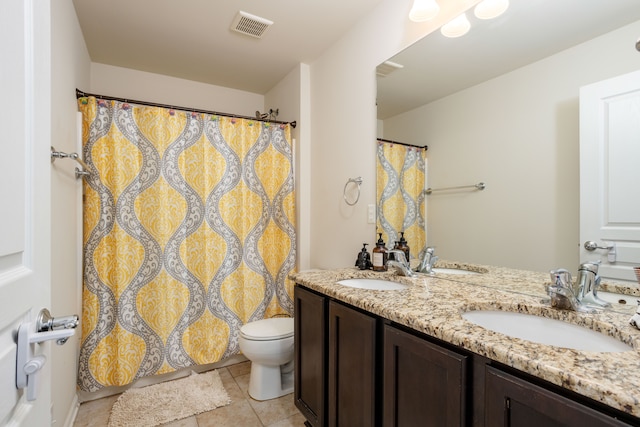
[343, 177, 363, 206]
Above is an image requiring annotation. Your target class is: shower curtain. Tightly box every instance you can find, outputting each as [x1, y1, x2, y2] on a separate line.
[77, 97, 296, 392]
[376, 140, 426, 260]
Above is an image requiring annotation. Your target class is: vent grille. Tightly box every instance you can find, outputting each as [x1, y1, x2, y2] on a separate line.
[231, 11, 273, 38]
[376, 61, 404, 77]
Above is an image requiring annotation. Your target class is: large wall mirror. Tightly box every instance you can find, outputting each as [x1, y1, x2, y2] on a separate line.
[376, 0, 640, 274]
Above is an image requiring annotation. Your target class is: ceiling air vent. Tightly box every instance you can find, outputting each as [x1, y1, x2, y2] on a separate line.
[231, 11, 273, 39]
[376, 61, 404, 77]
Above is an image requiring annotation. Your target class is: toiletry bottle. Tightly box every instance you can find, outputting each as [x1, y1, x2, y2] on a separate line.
[397, 232, 410, 263]
[372, 233, 388, 272]
[355, 243, 372, 270]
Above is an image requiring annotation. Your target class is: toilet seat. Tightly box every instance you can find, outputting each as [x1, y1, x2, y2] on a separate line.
[240, 317, 294, 341]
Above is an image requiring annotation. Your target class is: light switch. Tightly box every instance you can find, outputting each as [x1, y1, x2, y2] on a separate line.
[367, 204, 376, 224]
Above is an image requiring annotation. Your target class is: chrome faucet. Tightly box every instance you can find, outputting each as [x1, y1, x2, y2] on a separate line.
[387, 250, 416, 277]
[547, 261, 611, 312]
[547, 269, 595, 313]
[415, 247, 438, 274]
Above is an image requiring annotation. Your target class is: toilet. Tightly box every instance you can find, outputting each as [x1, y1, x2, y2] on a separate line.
[238, 317, 294, 401]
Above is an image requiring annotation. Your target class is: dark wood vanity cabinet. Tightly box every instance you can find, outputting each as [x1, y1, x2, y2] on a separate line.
[294, 284, 639, 427]
[294, 285, 327, 427]
[484, 366, 633, 427]
[295, 285, 467, 427]
[294, 285, 378, 427]
[383, 324, 469, 427]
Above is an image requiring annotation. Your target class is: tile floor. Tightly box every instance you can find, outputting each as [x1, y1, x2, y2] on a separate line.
[73, 361, 306, 427]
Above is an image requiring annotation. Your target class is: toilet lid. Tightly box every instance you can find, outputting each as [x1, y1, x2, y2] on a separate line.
[240, 317, 294, 341]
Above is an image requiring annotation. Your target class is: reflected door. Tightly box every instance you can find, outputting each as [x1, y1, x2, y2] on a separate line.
[580, 69, 640, 282]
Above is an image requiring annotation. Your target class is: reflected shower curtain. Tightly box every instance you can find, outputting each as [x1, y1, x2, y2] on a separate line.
[77, 97, 296, 392]
[376, 140, 426, 260]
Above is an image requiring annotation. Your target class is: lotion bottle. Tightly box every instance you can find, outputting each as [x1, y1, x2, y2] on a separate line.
[372, 233, 388, 272]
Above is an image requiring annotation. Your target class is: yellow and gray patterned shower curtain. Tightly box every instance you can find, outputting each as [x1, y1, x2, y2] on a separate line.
[376, 140, 426, 260]
[77, 97, 296, 392]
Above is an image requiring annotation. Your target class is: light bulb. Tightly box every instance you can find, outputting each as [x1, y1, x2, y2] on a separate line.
[409, 0, 440, 22]
[474, 0, 509, 20]
[441, 13, 471, 38]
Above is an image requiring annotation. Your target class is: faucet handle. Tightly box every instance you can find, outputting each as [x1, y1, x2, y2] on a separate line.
[549, 269, 572, 288]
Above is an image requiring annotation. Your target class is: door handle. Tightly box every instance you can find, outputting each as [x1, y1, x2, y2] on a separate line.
[584, 241, 613, 251]
[16, 308, 79, 401]
[584, 241, 616, 262]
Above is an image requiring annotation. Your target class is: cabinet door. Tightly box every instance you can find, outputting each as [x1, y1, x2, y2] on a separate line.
[383, 325, 469, 427]
[485, 366, 632, 427]
[294, 286, 328, 427]
[328, 300, 377, 427]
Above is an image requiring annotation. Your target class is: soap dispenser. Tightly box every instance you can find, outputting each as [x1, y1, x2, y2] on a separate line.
[355, 243, 372, 270]
[372, 233, 388, 272]
[397, 232, 410, 263]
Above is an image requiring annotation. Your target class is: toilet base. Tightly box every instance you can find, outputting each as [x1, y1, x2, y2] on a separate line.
[248, 362, 294, 401]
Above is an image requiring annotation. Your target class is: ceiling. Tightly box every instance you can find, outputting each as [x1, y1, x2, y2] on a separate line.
[73, 0, 385, 94]
[377, 0, 640, 119]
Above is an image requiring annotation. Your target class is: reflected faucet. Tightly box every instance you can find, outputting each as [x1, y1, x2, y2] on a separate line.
[415, 247, 438, 274]
[387, 250, 416, 277]
[575, 261, 611, 308]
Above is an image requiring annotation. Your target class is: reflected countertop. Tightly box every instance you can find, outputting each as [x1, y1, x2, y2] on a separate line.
[290, 261, 640, 418]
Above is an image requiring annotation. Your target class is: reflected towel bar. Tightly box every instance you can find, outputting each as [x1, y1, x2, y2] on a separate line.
[51, 146, 90, 179]
[425, 182, 485, 195]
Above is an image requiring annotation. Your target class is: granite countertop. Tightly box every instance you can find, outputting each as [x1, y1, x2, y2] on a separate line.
[290, 261, 640, 418]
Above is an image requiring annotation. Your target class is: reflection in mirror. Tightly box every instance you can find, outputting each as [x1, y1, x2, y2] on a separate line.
[376, 139, 427, 261]
[376, 0, 640, 274]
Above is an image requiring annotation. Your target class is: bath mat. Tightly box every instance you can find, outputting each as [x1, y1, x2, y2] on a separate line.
[107, 370, 231, 427]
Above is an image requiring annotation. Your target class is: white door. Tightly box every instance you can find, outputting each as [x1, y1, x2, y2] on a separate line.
[580, 69, 640, 282]
[0, 0, 52, 425]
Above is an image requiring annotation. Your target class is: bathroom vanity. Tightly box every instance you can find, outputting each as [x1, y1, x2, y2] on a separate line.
[291, 265, 640, 427]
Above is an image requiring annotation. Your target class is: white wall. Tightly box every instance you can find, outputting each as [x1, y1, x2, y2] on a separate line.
[90, 63, 264, 116]
[265, 64, 311, 271]
[308, 0, 478, 269]
[50, 1, 91, 425]
[383, 20, 640, 272]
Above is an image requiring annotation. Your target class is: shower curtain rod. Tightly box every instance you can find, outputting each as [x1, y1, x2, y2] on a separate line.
[377, 138, 427, 150]
[75, 89, 297, 128]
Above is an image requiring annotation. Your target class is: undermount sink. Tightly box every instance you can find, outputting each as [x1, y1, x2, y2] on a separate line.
[336, 278, 408, 291]
[462, 310, 632, 352]
[431, 267, 480, 275]
[598, 291, 639, 307]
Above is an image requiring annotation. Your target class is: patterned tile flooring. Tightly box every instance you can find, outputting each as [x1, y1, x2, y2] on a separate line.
[73, 361, 306, 427]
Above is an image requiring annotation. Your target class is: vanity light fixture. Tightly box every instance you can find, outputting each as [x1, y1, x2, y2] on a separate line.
[409, 0, 440, 22]
[441, 13, 471, 38]
[474, 0, 509, 20]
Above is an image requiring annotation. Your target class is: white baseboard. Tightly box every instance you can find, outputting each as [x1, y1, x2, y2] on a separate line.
[59, 393, 79, 427]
